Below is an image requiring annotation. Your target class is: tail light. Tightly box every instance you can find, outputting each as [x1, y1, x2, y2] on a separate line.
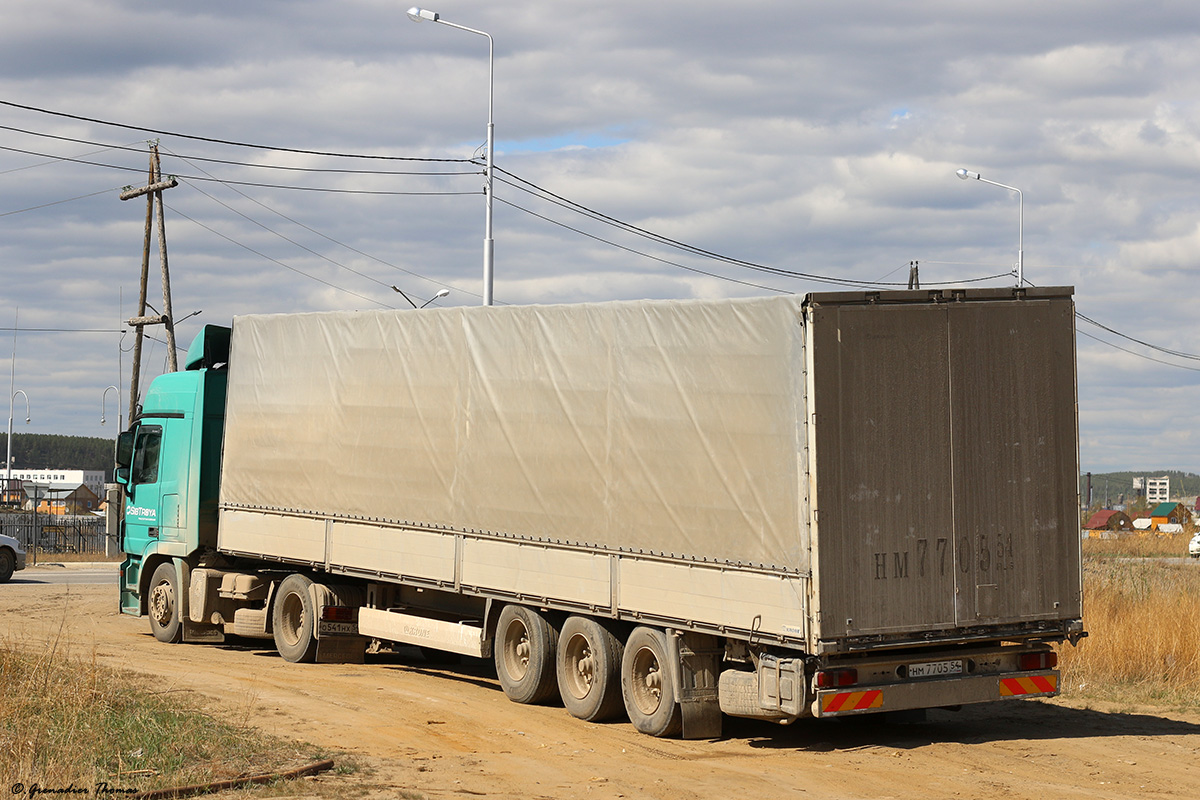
[1018, 651, 1058, 671]
[815, 668, 859, 688]
[321, 606, 355, 623]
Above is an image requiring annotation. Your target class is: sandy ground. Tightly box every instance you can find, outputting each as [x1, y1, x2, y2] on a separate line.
[3, 572, 1200, 800]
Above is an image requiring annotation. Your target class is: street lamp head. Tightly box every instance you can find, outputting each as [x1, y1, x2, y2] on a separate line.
[434, 288, 450, 300]
[956, 168, 980, 180]
[407, 7, 439, 22]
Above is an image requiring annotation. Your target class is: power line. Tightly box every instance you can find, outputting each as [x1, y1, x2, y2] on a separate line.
[1076, 311, 1200, 361]
[164, 202, 396, 310]
[161, 144, 474, 301]
[7, 102, 1198, 365]
[0, 99, 474, 163]
[0, 142, 480, 196]
[0, 187, 121, 218]
[0, 124, 481, 176]
[0, 327, 121, 333]
[495, 196, 791, 294]
[494, 168, 914, 287]
[1076, 328, 1200, 373]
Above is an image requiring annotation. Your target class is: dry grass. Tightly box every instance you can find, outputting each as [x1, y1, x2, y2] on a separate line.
[0, 636, 333, 793]
[1058, 556, 1200, 709]
[1080, 532, 1191, 559]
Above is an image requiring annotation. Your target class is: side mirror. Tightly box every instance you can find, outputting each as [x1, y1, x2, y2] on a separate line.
[115, 466, 130, 486]
[115, 430, 135, 469]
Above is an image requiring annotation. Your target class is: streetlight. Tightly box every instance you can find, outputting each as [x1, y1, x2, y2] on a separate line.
[101, 385, 120, 428]
[408, 6, 495, 306]
[956, 168, 1023, 287]
[6, 308, 29, 498]
[392, 286, 451, 309]
[6, 389, 30, 494]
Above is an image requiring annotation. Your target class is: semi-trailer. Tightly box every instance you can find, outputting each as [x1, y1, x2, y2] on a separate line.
[114, 287, 1084, 738]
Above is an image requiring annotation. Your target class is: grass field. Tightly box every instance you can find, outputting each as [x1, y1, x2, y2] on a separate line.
[1058, 555, 1200, 709]
[0, 636, 338, 794]
[1081, 532, 1192, 559]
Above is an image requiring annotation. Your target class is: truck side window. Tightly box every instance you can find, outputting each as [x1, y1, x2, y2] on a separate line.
[131, 425, 163, 485]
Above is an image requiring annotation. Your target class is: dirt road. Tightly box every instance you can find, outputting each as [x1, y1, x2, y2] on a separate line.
[4, 576, 1199, 800]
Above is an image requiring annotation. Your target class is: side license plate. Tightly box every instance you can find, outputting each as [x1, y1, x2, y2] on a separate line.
[318, 621, 357, 636]
[907, 659, 963, 678]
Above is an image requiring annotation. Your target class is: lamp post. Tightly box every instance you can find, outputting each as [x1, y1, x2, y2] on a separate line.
[408, 6, 495, 306]
[6, 389, 30, 491]
[101, 385, 120, 429]
[956, 168, 1023, 287]
[392, 286, 451, 308]
[6, 308, 29, 495]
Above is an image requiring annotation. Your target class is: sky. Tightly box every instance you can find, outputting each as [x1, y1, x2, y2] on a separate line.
[1, 0, 1198, 478]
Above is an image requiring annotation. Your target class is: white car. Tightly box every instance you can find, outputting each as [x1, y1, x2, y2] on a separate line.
[0, 533, 27, 582]
[1190, 532, 1200, 559]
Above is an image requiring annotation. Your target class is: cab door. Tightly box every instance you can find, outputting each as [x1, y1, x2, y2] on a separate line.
[122, 423, 165, 558]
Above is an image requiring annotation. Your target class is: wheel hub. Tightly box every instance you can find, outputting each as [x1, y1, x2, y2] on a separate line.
[149, 581, 174, 625]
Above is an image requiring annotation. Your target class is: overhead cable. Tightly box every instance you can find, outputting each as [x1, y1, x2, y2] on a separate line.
[0, 143, 478, 196]
[0, 124, 480, 176]
[0, 99, 473, 162]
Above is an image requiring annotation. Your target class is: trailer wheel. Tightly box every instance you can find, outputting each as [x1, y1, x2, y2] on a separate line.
[494, 605, 559, 704]
[273, 573, 318, 663]
[557, 616, 625, 722]
[621, 626, 682, 737]
[148, 561, 182, 643]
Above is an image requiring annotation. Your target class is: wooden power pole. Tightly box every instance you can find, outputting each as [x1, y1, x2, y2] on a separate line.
[119, 143, 179, 423]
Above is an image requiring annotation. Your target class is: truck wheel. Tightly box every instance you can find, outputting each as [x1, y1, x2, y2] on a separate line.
[494, 605, 559, 704]
[273, 573, 318, 663]
[0, 549, 15, 583]
[557, 616, 625, 721]
[148, 562, 182, 643]
[621, 626, 682, 737]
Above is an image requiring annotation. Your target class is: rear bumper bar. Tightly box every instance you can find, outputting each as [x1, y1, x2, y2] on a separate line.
[814, 670, 1059, 717]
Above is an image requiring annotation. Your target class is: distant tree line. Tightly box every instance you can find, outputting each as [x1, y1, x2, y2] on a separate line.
[0, 433, 114, 480]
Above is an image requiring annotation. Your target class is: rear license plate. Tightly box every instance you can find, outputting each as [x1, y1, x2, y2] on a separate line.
[318, 621, 357, 636]
[907, 659, 963, 678]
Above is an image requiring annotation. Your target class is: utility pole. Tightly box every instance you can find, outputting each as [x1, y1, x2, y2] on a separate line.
[908, 261, 920, 290]
[119, 143, 179, 423]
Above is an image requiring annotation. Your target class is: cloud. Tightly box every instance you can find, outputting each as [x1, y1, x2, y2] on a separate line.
[0, 0, 1198, 474]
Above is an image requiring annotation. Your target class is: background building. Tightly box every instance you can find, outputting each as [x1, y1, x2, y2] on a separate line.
[1146, 476, 1170, 504]
[6, 469, 106, 499]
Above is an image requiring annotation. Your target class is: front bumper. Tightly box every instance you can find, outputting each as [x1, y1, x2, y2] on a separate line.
[814, 670, 1059, 717]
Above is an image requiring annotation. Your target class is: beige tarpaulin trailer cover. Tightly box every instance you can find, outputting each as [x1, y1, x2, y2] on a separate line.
[219, 296, 810, 574]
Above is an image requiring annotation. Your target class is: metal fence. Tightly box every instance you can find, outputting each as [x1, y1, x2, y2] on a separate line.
[0, 512, 111, 555]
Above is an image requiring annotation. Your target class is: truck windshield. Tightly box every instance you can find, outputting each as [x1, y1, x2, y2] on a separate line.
[131, 425, 163, 485]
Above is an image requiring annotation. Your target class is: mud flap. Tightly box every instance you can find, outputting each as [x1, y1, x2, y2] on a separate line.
[176, 559, 224, 643]
[670, 631, 723, 740]
[316, 635, 367, 664]
[311, 582, 367, 664]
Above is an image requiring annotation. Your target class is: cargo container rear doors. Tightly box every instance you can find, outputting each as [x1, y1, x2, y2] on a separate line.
[806, 289, 1080, 643]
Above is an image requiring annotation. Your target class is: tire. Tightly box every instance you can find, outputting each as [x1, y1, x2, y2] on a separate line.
[0, 549, 15, 583]
[494, 605, 559, 705]
[148, 561, 182, 643]
[273, 573, 318, 663]
[621, 626, 682, 737]
[557, 616, 625, 721]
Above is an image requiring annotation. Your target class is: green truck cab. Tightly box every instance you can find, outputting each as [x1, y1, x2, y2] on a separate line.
[115, 325, 230, 641]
